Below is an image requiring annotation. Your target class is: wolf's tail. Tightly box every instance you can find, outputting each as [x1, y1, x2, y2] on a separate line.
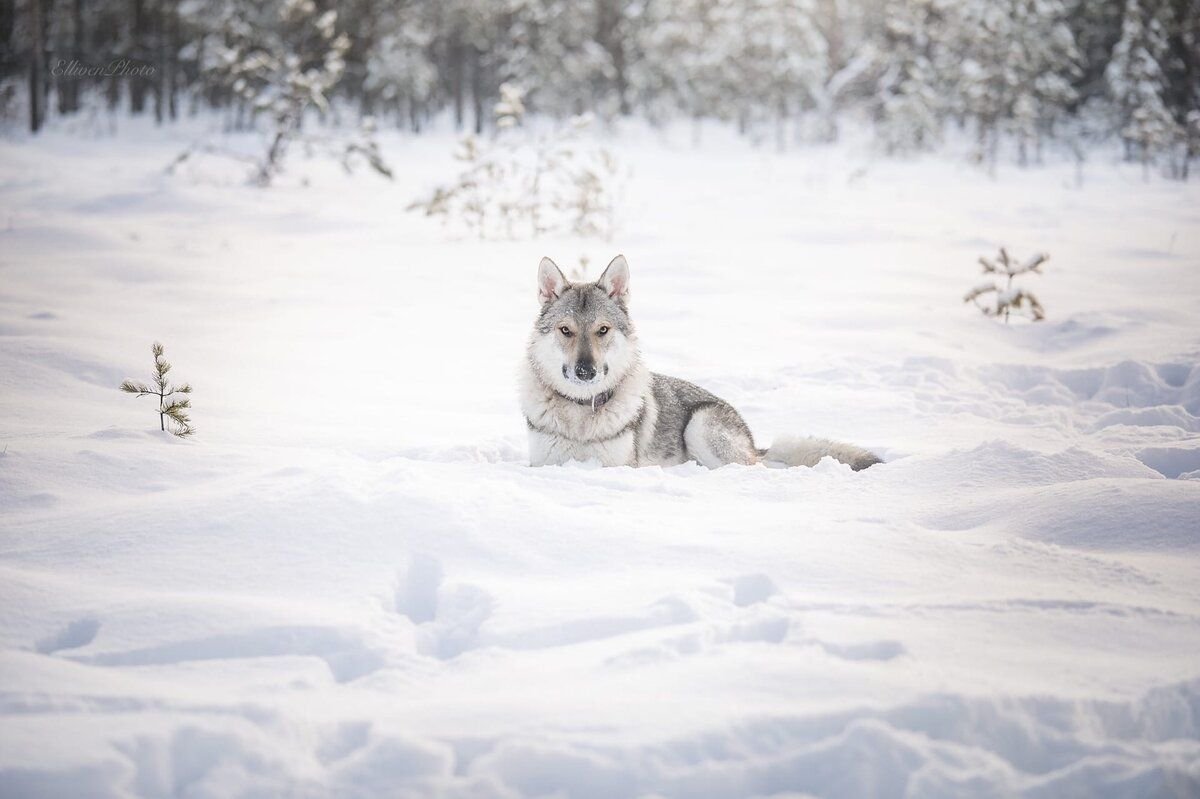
[760, 435, 881, 471]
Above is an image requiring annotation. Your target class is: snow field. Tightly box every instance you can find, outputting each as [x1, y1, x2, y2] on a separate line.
[1, 121, 1199, 796]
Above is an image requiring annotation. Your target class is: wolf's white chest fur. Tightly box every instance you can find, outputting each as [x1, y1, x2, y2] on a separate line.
[527, 427, 637, 467]
[519, 363, 655, 467]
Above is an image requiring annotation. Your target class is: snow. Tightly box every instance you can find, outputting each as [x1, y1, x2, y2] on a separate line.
[2, 120, 1200, 797]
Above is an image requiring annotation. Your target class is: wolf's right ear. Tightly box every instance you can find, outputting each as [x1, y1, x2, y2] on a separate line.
[538, 257, 568, 304]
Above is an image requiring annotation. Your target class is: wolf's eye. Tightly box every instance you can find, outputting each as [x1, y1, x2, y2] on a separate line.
[597, 326, 609, 336]
[559, 326, 572, 337]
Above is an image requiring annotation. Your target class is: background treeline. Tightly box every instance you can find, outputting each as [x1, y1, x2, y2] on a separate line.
[4, 0, 1199, 171]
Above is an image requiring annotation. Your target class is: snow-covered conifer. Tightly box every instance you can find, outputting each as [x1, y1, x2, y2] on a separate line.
[954, 0, 1081, 165]
[363, 7, 437, 130]
[737, 0, 829, 144]
[873, 0, 947, 153]
[1105, 0, 1184, 173]
[964, 248, 1048, 323]
[181, 0, 388, 185]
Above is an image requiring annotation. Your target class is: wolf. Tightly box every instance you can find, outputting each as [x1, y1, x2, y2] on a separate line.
[519, 255, 882, 470]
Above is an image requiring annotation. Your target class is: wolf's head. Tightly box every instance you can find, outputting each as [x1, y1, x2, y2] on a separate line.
[528, 255, 638, 400]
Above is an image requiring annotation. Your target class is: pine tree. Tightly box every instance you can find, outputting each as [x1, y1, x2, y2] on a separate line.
[954, 0, 1081, 166]
[628, 0, 829, 142]
[873, 0, 947, 153]
[1067, 0, 1126, 106]
[187, 0, 370, 185]
[964, 248, 1048, 323]
[1011, 0, 1081, 164]
[1106, 0, 1183, 172]
[120, 342, 194, 437]
[363, 3, 437, 131]
[738, 0, 829, 144]
[629, 0, 731, 125]
[501, 0, 610, 119]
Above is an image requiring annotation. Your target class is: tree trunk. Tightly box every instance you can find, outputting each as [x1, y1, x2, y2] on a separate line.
[155, 0, 166, 123]
[0, 0, 13, 50]
[57, 0, 84, 114]
[450, 31, 464, 131]
[130, 0, 148, 114]
[28, 0, 45, 132]
[167, 0, 178, 120]
[471, 45, 484, 134]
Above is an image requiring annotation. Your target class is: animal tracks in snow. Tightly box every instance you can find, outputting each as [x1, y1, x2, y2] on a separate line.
[394, 554, 494, 660]
[485, 595, 699, 653]
[35, 617, 100, 654]
[68, 625, 387, 683]
[731, 572, 778, 607]
[870, 357, 1200, 435]
[1136, 446, 1200, 479]
[604, 573, 906, 668]
[391, 561, 899, 668]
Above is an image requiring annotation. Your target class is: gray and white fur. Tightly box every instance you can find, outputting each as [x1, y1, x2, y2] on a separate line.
[519, 255, 882, 471]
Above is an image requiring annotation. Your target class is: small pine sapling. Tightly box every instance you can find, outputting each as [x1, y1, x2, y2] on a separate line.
[964, 248, 1048, 323]
[120, 342, 194, 437]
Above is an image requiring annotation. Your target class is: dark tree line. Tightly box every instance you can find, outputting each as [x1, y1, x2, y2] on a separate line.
[3, 0, 1198, 171]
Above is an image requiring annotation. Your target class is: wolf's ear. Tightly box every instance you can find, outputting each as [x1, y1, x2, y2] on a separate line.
[538, 257, 568, 304]
[598, 254, 630, 301]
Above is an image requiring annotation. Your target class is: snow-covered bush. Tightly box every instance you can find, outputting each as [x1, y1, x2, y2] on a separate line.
[964, 248, 1048, 323]
[408, 84, 621, 240]
[120, 343, 194, 437]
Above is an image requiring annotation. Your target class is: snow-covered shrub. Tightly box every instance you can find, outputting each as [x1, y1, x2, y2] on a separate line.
[120, 343, 194, 437]
[180, 0, 390, 186]
[408, 84, 621, 240]
[964, 248, 1048, 323]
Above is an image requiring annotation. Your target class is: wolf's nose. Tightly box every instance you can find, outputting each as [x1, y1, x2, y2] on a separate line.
[575, 363, 597, 381]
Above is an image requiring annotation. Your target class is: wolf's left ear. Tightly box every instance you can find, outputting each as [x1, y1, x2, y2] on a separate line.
[598, 254, 630, 301]
[538, 257, 568, 304]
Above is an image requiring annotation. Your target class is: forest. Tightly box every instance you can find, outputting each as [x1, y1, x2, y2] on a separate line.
[4, 0, 1199, 174]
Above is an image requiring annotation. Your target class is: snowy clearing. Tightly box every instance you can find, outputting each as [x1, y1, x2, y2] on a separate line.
[2, 123, 1200, 797]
